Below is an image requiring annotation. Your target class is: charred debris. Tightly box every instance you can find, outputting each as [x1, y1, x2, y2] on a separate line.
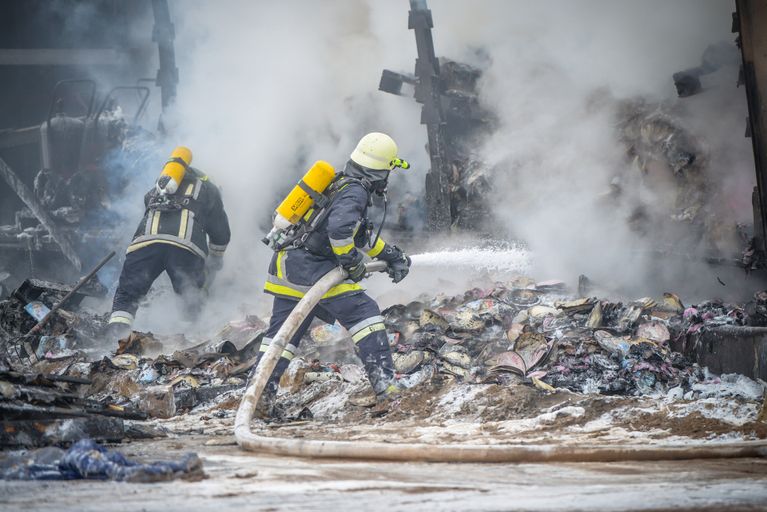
[2, 266, 767, 448]
[380, 0, 497, 233]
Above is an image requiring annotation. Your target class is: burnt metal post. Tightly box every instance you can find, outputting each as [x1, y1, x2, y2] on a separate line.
[736, 0, 767, 254]
[0, 156, 81, 272]
[26, 251, 115, 336]
[151, 0, 178, 111]
[408, 0, 452, 231]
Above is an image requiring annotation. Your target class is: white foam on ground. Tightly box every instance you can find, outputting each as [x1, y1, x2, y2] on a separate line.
[580, 413, 614, 433]
[669, 398, 760, 427]
[692, 373, 766, 401]
[492, 406, 587, 436]
[303, 382, 355, 419]
[436, 385, 488, 416]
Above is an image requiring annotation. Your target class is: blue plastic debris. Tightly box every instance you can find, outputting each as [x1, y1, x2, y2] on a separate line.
[1, 439, 203, 482]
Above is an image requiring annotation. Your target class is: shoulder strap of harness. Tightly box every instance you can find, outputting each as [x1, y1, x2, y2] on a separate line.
[273, 174, 369, 252]
[297, 179, 330, 209]
[145, 175, 204, 213]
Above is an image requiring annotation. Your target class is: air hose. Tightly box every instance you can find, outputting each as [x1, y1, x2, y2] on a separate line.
[234, 261, 767, 462]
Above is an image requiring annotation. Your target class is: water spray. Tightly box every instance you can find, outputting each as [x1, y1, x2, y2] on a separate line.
[409, 245, 532, 274]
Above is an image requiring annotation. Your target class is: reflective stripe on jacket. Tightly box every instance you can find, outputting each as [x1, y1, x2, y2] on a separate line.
[128, 168, 231, 259]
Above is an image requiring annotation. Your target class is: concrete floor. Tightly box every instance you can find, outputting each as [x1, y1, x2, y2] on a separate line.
[1, 436, 766, 511]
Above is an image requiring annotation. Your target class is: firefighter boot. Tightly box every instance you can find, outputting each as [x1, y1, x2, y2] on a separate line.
[105, 321, 131, 344]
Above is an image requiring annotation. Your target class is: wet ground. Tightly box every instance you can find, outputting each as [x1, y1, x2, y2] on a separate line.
[175, 378, 767, 448]
[1, 436, 766, 511]
[4, 377, 766, 512]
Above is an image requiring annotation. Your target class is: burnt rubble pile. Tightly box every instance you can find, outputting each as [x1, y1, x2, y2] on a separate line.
[1, 321, 265, 412]
[91, 324, 264, 419]
[0, 276, 264, 447]
[2, 272, 766, 447]
[378, 283, 704, 396]
[0, 304, 267, 447]
[0, 278, 145, 447]
[302, 278, 765, 399]
[0, 277, 109, 365]
[0, 365, 147, 447]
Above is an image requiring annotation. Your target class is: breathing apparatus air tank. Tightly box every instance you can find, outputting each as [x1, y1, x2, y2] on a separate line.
[263, 160, 336, 249]
[156, 146, 193, 195]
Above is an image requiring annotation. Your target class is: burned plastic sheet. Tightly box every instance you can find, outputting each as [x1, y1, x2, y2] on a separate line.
[0, 439, 202, 482]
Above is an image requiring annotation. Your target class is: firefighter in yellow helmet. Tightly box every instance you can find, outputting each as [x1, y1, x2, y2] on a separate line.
[256, 133, 412, 413]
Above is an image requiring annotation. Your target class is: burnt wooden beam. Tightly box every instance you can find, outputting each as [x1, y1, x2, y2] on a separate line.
[0, 156, 82, 271]
[151, 0, 179, 110]
[408, 0, 452, 231]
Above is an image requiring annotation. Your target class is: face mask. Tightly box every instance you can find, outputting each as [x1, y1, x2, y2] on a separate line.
[345, 161, 389, 191]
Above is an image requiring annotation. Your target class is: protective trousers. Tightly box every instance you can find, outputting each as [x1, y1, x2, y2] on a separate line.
[256, 293, 395, 395]
[109, 243, 206, 329]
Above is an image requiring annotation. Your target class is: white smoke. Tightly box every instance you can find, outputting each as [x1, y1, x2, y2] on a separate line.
[130, 0, 758, 334]
[436, 0, 756, 300]
[131, 0, 427, 333]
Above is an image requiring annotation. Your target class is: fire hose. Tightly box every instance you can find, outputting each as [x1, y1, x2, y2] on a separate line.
[234, 261, 767, 462]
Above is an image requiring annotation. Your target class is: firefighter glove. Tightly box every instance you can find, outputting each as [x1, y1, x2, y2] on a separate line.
[387, 253, 411, 284]
[342, 251, 366, 282]
[345, 262, 367, 282]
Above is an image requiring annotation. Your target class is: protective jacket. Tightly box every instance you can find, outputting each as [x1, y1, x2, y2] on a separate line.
[128, 168, 231, 259]
[264, 173, 400, 301]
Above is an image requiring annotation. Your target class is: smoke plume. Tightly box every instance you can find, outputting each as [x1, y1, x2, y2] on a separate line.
[436, 0, 756, 301]
[128, 0, 757, 334]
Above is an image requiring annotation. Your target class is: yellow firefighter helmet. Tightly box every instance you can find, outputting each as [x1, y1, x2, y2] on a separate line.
[350, 132, 399, 171]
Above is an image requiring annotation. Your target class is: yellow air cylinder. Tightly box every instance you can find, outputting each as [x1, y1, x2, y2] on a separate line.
[157, 146, 193, 195]
[275, 160, 335, 226]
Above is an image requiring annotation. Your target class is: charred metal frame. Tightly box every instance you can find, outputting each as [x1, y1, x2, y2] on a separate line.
[408, 0, 452, 232]
[380, 0, 452, 232]
[736, 1, 767, 254]
[40, 79, 96, 172]
[0, 2, 176, 282]
[95, 86, 151, 125]
[151, 0, 179, 110]
[0, 126, 39, 151]
[380, 1, 495, 232]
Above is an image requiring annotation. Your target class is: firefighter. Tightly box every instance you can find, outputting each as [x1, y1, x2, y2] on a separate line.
[106, 147, 231, 340]
[257, 132, 412, 410]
